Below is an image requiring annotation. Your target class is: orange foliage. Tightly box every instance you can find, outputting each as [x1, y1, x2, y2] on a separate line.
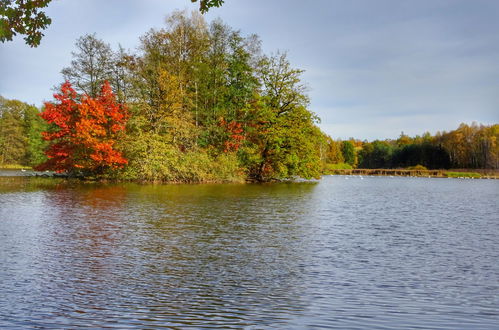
[219, 117, 245, 152]
[35, 81, 128, 173]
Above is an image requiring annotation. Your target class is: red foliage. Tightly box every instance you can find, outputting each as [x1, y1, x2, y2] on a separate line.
[219, 117, 245, 152]
[35, 81, 128, 173]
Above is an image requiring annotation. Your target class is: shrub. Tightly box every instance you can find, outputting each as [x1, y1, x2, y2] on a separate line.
[407, 164, 428, 171]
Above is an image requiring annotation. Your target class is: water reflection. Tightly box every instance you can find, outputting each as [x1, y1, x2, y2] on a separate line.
[1, 179, 319, 327]
[121, 183, 317, 327]
[1, 177, 498, 328]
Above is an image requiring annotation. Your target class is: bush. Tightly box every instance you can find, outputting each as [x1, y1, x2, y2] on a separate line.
[118, 133, 245, 183]
[407, 164, 428, 171]
[209, 153, 246, 183]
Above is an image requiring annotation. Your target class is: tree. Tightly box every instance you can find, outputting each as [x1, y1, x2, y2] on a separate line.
[0, 97, 26, 164]
[109, 45, 134, 103]
[258, 52, 309, 115]
[22, 100, 47, 165]
[35, 81, 128, 175]
[61, 34, 115, 98]
[325, 137, 344, 164]
[358, 140, 393, 168]
[396, 131, 412, 146]
[0, 0, 52, 47]
[195, 19, 260, 149]
[341, 140, 356, 167]
[244, 53, 322, 181]
[0, 96, 46, 166]
[128, 11, 209, 148]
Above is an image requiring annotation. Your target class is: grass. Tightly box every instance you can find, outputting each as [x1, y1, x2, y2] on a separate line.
[0, 164, 33, 170]
[323, 163, 353, 175]
[445, 171, 481, 178]
[324, 163, 353, 170]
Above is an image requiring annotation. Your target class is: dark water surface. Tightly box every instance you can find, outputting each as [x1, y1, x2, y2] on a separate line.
[1, 176, 498, 329]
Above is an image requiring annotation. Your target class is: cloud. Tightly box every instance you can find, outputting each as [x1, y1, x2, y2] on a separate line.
[1, 0, 497, 140]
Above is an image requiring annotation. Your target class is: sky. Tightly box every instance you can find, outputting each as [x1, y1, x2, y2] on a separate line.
[1, 0, 498, 140]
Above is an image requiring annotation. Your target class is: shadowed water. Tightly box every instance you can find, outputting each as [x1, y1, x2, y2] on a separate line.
[0, 176, 498, 328]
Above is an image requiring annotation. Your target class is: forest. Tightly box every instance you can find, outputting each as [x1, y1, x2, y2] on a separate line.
[324, 123, 498, 171]
[1, 11, 498, 181]
[1, 11, 325, 182]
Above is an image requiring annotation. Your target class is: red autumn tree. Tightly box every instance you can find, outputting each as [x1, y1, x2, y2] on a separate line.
[35, 81, 128, 174]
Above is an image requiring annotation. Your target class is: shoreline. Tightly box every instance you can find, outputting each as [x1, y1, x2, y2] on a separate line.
[1, 167, 498, 181]
[327, 168, 499, 179]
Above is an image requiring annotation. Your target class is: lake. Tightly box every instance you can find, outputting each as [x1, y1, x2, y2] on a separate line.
[0, 175, 498, 328]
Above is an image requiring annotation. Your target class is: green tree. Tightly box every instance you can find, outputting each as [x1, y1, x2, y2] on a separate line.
[22, 101, 47, 165]
[196, 19, 260, 150]
[0, 97, 26, 164]
[0, 96, 46, 166]
[61, 33, 115, 98]
[325, 137, 344, 164]
[358, 140, 392, 168]
[341, 140, 356, 167]
[128, 11, 208, 145]
[244, 53, 322, 181]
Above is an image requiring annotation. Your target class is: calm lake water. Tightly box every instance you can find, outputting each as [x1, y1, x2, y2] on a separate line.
[0, 175, 498, 329]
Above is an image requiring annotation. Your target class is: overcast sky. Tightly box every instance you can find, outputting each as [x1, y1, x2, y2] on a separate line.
[1, 0, 498, 140]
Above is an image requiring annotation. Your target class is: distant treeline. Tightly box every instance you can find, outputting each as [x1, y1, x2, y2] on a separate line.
[0, 97, 47, 167]
[325, 123, 499, 170]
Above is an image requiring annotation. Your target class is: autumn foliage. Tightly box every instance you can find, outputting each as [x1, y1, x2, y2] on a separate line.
[35, 81, 128, 174]
[219, 118, 245, 152]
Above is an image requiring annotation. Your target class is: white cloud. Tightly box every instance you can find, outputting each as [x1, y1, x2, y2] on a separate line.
[1, 0, 497, 140]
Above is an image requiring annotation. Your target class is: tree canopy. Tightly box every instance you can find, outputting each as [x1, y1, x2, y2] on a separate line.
[35, 81, 128, 175]
[26, 11, 324, 182]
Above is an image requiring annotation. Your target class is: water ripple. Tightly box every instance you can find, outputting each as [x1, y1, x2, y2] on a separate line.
[0, 177, 498, 328]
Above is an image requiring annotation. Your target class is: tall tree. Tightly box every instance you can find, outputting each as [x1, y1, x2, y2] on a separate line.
[341, 140, 356, 167]
[258, 52, 309, 115]
[195, 20, 260, 149]
[325, 137, 345, 164]
[0, 97, 26, 164]
[61, 33, 115, 98]
[245, 52, 321, 180]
